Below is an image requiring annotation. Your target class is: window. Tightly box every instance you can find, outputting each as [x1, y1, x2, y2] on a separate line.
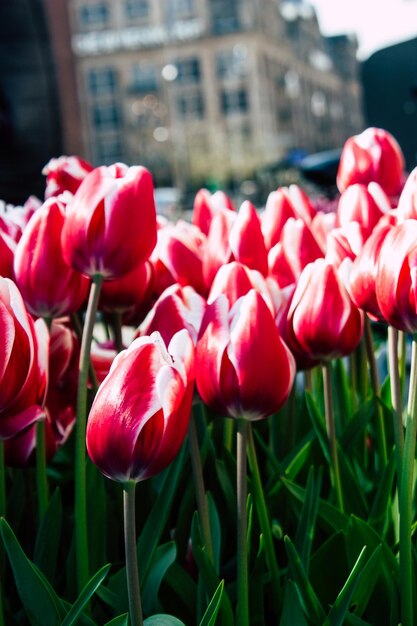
[79, 3, 109, 27]
[130, 64, 158, 93]
[125, 0, 149, 19]
[220, 89, 248, 115]
[177, 91, 205, 118]
[88, 68, 117, 96]
[171, 0, 194, 18]
[210, 0, 239, 34]
[92, 103, 122, 131]
[216, 48, 247, 80]
[175, 58, 201, 84]
[96, 136, 124, 164]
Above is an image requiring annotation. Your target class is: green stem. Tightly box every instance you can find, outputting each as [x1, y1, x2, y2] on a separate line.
[399, 336, 417, 626]
[0, 442, 5, 519]
[322, 362, 344, 513]
[236, 418, 249, 626]
[364, 317, 388, 468]
[223, 418, 234, 453]
[188, 414, 214, 563]
[36, 420, 48, 521]
[123, 481, 143, 626]
[388, 326, 404, 485]
[247, 424, 281, 609]
[112, 311, 124, 353]
[398, 330, 407, 401]
[75, 273, 103, 593]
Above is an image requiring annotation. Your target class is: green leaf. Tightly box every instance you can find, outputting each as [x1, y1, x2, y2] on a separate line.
[138, 445, 186, 581]
[164, 562, 197, 620]
[142, 542, 177, 615]
[284, 536, 326, 625]
[281, 476, 349, 532]
[62, 563, 111, 626]
[280, 580, 309, 626]
[144, 615, 186, 625]
[348, 545, 382, 617]
[305, 393, 331, 466]
[103, 615, 129, 626]
[0, 518, 63, 626]
[33, 487, 62, 583]
[207, 492, 221, 573]
[86, 459, 108, 572]
[294, 466, 322, 572]
[323, 546, 367, 626]
[339, 398, 375, 453]
[191, 512, 234, 626]
[367, 450, 396, 534]
[199, 580, 224, 626]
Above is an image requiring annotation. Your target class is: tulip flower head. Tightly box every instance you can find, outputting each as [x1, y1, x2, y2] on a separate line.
[288, 259, 364, 361]
[43, 155, 94, 198]
[86, 330, 195, 483]
[196, 290, 295, 420]
[61, 163, 157, 280]
[337, 127, 405, 197]
[0, 278, 47, 439]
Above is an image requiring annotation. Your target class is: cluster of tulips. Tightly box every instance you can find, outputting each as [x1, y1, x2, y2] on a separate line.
[1, 126, 417, 626]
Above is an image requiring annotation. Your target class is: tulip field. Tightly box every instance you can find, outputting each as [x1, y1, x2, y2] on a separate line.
[1, 127, 417, 625]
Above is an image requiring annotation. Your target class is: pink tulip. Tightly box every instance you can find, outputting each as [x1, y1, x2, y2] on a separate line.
[229, 201, 268, 277]
[137, 284, 206, 346]
[337, 127, 405, 198]
[61, 164, 157, 279]
[99, 261, 154, 316]
[288, 259, 364, 361]
[375, 219, 417, 333]
[208, 261, 275, 314]
[261, 189, 297, 250]
[42, 155, 94, 198]
[0, 278, 47, 439]
[86, 330, 195, 482]
[14, 198, 90, 318]
[192, 188, 235, 235]
[337, 183, 389, 240]
[397, 167, 417, 222]
[196, 290, 295, 420]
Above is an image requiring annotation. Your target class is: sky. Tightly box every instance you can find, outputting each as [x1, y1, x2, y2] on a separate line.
[309, 0, 417, 59]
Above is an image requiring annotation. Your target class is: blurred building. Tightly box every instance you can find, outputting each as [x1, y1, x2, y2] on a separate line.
[67, 0, 364, 191]
[362, 37, 417, 171]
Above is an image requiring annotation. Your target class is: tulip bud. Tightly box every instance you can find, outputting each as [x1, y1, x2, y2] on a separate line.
[14, 198, 90, 318]
[0, 278, 47, 439]
[196, 290, 295, 420]
[61, 164, 157, 280]
[337, 183, 389, 240]
[287, 259, 364, 361]
[42, 155, 94, 198]
[337, 127, 405, 197]
[86, 330, 195, 483]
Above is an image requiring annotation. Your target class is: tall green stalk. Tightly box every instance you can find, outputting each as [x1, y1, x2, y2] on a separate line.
[236, 418, 249, 626]
[363, 317, 388, 468]
[36, 421, 48, 522]
[247, 424, 281, 610]
[75, 274, 103, 593]
[123, 481, 143, 626]
[399, 336, 417, 626]
[322, 362, 344, 513]
[188, 412, 213, 563]
[388, 326, 404, 485]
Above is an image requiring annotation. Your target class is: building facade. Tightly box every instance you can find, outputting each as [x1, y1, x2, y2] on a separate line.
[68, 0, 364, 191]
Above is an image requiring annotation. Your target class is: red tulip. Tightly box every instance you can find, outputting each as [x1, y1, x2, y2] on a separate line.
[192, 188, 235, 235]
[202, 207, 236, 288]
[337, 127, 405, 197]
[14, 198, 90, 318]
[325, 223, 365, 266]
[208, 261, 274, 312]
[138, 284, 206, 345]
[375, 219, 417, 333]
[397, 167, 417, 222]
[61, 164, 157, 279]
[196, 290, 295, 420]
[229, 201, 268, 277]
[349, 217, 396, 320]
[261, 189, 297, 250]
[337, 183, 389, 239]
[42, 155, 94, 198]
[86, 330, 195, 483]
[288, 259, 364, 361]
[4, 321, 79, 466]
[0, 278, 47, 439]
[90, 341, 118, 385]
[157, 220, 207, 296]
[99, 261, 154, 316]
